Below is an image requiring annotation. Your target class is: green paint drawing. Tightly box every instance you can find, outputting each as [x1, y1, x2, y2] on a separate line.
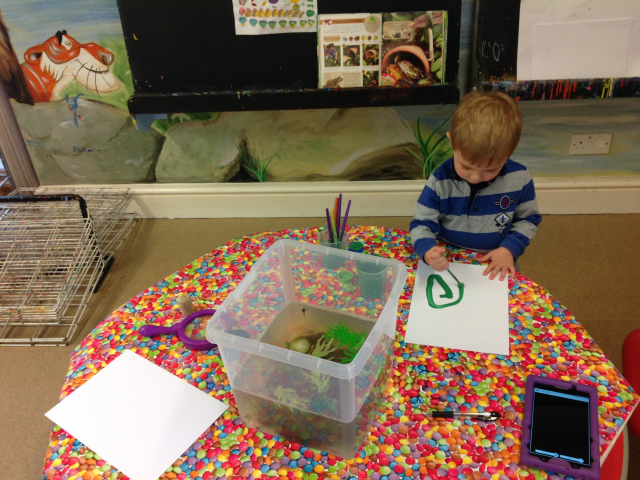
[426, 274, 464, 309]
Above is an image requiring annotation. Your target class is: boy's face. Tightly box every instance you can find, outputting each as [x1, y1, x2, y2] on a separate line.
[447, 132, 507, 184]
[452, 151, 507, 184]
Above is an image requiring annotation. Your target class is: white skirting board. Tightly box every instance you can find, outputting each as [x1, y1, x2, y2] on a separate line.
[37, 176, 640, 218]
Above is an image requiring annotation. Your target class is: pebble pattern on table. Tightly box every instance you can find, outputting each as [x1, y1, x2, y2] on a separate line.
[42, 226, 638, 480]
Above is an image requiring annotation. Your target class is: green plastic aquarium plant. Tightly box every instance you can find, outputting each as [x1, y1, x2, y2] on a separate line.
[303, 370, 330, 394]
[325, 322, 367, 364]
[274, 386, 308, 411]
[310, 336, 338, 358]
[341, 334, 366, 364]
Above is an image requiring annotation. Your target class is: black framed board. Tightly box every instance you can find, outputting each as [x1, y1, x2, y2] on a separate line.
[470, 0, 640, 100]
[116, 0, 462, 114]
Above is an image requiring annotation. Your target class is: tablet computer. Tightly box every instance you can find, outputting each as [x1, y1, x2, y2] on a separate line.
[521, 375, 600, 480]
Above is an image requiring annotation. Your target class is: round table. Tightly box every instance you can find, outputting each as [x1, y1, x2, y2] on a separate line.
[42, 226, 639, 480]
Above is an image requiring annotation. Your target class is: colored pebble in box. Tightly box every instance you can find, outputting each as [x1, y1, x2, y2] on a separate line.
[42, 226, 638, 480]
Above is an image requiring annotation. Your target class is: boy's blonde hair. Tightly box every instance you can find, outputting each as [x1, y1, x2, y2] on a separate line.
[449, 92, 523, 166]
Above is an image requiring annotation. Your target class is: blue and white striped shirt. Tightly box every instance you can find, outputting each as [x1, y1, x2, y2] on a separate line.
[410, 158, 541, 261]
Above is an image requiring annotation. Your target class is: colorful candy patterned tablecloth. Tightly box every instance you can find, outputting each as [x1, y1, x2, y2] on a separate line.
[43, 226, 638, 480]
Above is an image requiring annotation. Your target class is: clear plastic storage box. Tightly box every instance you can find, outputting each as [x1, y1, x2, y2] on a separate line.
[207, 239, 407, 458]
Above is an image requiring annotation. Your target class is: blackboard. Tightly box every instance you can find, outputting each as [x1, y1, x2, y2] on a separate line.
[470, 0, 640, 100]
[117, 0, 461, 113]
[471, 0, 519, 85]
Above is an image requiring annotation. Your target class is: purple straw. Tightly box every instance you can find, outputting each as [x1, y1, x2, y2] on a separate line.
[325, 208, 334, 243]
[339, 199, 351, 240]
[337, 194, 342, 240]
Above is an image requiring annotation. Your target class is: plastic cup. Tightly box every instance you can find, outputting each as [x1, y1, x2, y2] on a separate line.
[317, 228, 348, 269]
[356, 260, 388, 299]
[348, 242, 364, 253]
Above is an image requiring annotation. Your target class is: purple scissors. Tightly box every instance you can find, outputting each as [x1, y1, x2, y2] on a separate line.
[139, 309, 217, 351]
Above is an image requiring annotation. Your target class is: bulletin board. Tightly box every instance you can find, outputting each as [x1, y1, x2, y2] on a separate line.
[470, 0, 640, 100]
[116, 0, 462, 114]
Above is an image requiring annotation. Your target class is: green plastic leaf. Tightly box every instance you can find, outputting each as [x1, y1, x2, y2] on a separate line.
[432, 57, 442, 73]
[310, 335, 338, 358]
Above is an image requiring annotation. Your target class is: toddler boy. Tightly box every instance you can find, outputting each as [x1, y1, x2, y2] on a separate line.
[410, 92, 541, 281]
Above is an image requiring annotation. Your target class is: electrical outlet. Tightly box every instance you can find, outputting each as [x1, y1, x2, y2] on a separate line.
[570, 134, 612, 155]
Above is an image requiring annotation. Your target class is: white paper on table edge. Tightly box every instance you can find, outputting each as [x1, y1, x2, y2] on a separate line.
[45, 350, 229, 480]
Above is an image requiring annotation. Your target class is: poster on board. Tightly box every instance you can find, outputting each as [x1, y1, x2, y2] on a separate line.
[318, 13, 382, 89]
[317, 11, 447, 88]
[232, 0, 317, 34]
[405, 262, 510, 355]
[517, 0, 640, 80]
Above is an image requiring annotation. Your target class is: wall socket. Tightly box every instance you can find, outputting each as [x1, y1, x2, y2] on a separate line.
[570, 134, 612, 155]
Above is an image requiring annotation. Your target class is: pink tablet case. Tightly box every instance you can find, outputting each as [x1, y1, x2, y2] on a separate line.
[521, 375, 601, 480]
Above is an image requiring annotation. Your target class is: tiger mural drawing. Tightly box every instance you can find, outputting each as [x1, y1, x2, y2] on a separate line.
[20, 30, 121, 103]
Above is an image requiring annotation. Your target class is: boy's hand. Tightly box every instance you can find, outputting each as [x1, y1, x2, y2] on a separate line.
[479, 247, 515, 281]
[423, 246, 449, 271]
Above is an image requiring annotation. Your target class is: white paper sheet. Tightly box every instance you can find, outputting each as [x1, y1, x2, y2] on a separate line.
[45, 350, 228, 480]
[518, 0, 640, 80]
[533, 20, 631, 80]
[232, 0, 317, 35]
[405, 262, 509, 355]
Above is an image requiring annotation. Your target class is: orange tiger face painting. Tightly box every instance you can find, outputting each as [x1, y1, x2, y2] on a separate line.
[20, 30, 121, 103]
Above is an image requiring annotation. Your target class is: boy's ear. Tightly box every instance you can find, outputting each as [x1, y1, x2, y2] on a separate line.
[446, 131, 451, 140]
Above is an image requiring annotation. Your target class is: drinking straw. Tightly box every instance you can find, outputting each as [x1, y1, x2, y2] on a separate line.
[325, 208, 334, 243]
[339, 199, 351, 240]
[330, 210, 337, 242]
[337, 194, 342, 240]
[333, 197, 340, 238]
[333, 198, 339, 237]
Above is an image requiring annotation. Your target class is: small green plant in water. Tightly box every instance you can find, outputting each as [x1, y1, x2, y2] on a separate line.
[310, 336, 338, 358]
[236, 144, 277, 182]
[325, 322, 361, 345]
[402, 114, 453, 179]
[303, 371, 330, 393]
[326, 322, 367, 364]
[341, 334, 366, 364]
[274, 386, 308, 411]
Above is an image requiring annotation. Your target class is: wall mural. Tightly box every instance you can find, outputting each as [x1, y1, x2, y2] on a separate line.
[1, 0, 639, 186]
[20, 30, 121, 103]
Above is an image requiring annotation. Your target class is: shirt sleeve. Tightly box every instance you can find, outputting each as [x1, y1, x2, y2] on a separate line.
[410, 175, 441, 261]
[499, 174, 542, 260]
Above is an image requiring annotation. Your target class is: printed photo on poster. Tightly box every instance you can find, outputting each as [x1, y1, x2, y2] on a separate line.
[381, 11, 447, 86]
[342, 45, 360, 67]
[323, 43, 341, 68]
[363, 70, 379, 87]
[322, 71, 361, 88]
[363, 44, 380, 66]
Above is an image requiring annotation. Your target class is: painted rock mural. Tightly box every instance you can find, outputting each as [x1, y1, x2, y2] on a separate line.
[156, 107, 424, 183]
[11, 97, 163, 183]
